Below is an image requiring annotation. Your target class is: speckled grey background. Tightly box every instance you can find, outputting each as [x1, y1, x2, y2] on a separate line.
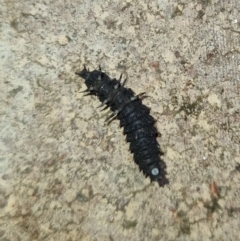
[0, 0, 240, 240]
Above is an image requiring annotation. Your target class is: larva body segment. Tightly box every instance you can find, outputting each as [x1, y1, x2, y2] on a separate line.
[76, 66, 168, 187]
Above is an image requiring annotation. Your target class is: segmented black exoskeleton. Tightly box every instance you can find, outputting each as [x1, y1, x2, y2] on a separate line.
[76, 66, 168, 187]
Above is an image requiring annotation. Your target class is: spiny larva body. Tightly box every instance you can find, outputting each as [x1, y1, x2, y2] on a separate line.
[76, 66, 168, 187]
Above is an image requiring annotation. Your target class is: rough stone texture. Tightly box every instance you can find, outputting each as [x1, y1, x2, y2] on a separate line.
[0, 0, 239, 240]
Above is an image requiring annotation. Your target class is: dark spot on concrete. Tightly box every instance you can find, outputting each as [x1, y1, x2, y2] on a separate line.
[122, 219, 137, 229]
[8, 86, 23, 97]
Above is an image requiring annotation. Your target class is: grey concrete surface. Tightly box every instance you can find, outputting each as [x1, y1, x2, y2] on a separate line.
[0, 0, 240, 240]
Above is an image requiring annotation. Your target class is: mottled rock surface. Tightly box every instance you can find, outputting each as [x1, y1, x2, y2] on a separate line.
[0, 0, 239, 240]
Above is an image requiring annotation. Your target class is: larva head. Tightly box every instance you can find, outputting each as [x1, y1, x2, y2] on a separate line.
[76, 65, 96, 90]
[76, 65, 101, 91]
